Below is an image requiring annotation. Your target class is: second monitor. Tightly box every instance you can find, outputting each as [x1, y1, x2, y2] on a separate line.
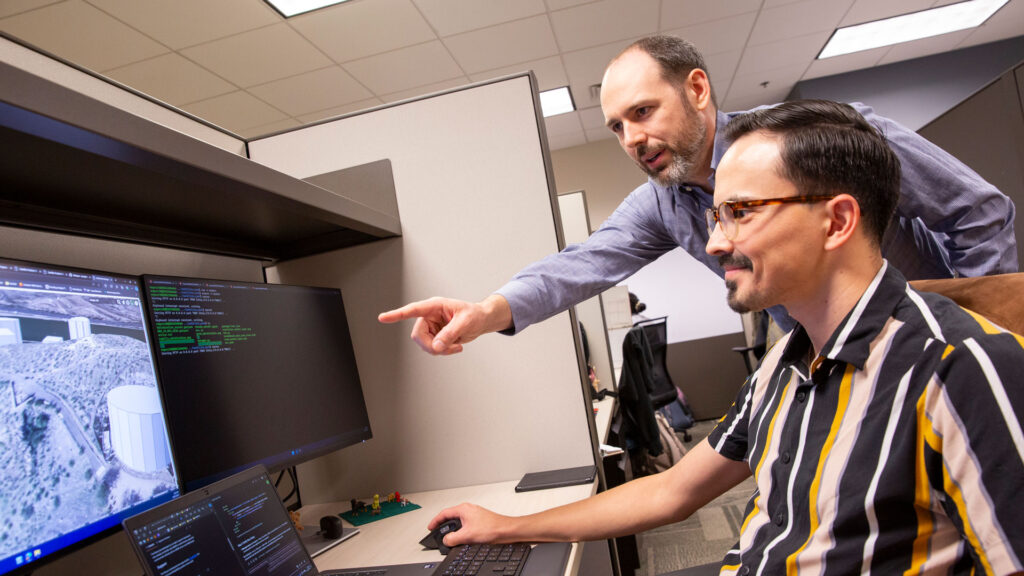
[141, 276, 372, 494]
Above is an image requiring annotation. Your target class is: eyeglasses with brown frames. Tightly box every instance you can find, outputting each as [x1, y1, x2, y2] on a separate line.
[705, 195, 837, 239]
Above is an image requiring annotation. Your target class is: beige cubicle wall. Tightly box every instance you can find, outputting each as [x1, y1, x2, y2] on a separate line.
[558, 190, 616, 392]
[250, 74, 597, 503]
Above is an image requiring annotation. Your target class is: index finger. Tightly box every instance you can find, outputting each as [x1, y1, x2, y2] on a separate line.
[378, 300, 436, 324]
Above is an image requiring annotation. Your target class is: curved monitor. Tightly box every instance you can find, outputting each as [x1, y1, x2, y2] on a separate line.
[0, 258, 179, 575]
[141, 276, 372, 493]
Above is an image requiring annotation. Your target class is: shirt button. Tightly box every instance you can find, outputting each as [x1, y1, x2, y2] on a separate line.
[739, 568, 750, 576]
[796, 392, 807, 402]
[774, 513, 785, 526]
[781, 452, 791, 464]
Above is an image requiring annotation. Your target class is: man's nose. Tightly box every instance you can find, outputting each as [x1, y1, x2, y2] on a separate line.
[705, 219, 732, 256]
[622, 122, 646, 149]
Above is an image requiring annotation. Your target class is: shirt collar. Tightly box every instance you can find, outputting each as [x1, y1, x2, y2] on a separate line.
[808, 261, 909, 372]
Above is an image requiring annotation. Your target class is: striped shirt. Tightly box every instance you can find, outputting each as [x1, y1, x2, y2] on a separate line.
[707, 262, 1024, 575]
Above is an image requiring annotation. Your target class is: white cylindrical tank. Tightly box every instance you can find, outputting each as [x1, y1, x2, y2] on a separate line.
[0, 317, 22, 345]
[69, 316, 91, 340]
[107, 386, 170, 473]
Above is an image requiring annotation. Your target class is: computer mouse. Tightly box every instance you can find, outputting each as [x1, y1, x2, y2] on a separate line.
[419, 518, 461, 555]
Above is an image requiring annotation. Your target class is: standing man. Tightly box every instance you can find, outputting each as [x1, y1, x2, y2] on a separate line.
[379, 35, 1016, 351]
[423, 100, 1024, 575]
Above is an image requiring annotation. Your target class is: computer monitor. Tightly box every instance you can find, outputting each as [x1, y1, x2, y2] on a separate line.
[140, 276, 372, 494]
[0, 257, 179, 575]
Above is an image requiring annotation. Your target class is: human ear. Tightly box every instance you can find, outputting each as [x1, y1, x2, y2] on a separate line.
[823, 194, 860, 251]
[687, 69, 713, 111]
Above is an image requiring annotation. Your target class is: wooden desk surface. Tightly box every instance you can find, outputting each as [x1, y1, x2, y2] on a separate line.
[300, 480, 596, 575]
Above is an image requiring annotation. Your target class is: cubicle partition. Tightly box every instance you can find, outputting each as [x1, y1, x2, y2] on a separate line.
[250, 74, 597, 501]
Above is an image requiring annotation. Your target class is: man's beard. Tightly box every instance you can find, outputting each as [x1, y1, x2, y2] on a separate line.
[637, 113, 707, 187]
[719, 253, 756, 314]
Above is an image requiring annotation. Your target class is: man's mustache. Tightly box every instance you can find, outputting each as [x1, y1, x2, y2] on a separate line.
[718, 254, 752, 270]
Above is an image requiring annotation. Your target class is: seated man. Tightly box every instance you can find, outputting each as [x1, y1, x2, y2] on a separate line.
[427, 100, 1024, 575]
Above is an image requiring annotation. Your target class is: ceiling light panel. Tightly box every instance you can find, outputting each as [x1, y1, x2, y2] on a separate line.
[818, 0, 1009, 59]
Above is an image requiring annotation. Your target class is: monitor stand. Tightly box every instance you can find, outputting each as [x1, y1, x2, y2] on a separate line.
[300, 524, 359, 557]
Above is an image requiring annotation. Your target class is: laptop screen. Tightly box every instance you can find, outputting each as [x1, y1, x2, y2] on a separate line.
[124, 466, 316, 576]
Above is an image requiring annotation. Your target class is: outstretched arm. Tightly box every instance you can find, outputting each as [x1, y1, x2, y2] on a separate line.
[428, 439, 751, 547]
[378, 294, 513, 355]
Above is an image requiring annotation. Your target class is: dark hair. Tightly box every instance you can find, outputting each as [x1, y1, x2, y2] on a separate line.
[619, 35, 717, 106]
[723, 100, 900, 244]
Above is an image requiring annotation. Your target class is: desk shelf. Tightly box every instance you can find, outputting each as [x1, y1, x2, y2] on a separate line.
[0, 59, 401, 261]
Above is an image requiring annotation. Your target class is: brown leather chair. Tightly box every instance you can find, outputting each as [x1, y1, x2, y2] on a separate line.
[910, 273, 1024, 335]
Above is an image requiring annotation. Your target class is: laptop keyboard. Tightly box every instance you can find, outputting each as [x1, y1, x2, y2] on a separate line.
[437, 543, 531, 576]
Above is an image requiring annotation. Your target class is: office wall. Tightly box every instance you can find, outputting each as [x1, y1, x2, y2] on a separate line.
[1, 36, 245, 155]
[251, 75, 595, 501]
[789, 36, 1024, 131]
[918, 61, 1024, 270]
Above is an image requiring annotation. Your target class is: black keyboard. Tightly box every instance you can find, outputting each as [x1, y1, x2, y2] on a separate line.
[437, 543, 531, 576]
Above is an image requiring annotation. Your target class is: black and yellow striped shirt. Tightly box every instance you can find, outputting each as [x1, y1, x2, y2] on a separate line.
[708, 262, 1024, 575]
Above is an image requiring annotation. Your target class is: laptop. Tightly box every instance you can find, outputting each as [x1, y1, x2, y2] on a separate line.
[123, 465, 570, 576]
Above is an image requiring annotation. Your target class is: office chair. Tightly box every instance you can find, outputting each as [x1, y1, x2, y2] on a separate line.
[911, 273, 1024, 335]
[635, 317, 693, 442]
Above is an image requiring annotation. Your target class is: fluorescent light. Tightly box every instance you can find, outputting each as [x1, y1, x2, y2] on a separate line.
[540, 87, 575, 117]
[818, 0, 1008, 59]
[264, 0, 351, 18]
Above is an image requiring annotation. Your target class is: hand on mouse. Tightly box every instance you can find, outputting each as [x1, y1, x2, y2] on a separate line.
[428, 503, 517, 547]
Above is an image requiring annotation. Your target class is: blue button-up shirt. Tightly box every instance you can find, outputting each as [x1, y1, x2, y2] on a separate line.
[497, 104, 1017, 333]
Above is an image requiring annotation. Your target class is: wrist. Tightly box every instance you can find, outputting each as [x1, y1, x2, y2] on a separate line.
[480, 294, 513, 333]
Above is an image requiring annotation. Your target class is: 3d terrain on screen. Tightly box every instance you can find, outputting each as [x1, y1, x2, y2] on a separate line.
[0, 289, 176, 557]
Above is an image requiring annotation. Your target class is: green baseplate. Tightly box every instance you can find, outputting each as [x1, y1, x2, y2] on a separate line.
[340, 499, 421, 526]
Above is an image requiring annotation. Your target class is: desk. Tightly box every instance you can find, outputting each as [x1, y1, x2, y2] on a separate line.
[299, 480, 596, 575]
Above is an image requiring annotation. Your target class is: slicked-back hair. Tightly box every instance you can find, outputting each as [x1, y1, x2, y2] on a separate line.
[618, 35, 717, 106]
[724, 100, 901, 245]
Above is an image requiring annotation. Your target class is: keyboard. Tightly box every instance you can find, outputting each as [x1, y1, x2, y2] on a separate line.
[437, 543, 531, 576]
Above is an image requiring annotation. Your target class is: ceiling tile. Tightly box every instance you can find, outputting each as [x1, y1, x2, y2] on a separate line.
[561, 38, 638, 108]
[379, 76, 472, 103]
[546, 0, 592, 10]
[297, 98, 384, 123]
[736, 31, 829, 76]
[578, 106, 607, 131]
[239, 117, 302, 140]
[803, 45, 888, 80]
[469, 56, 569, 91]
[290, 0, 435, 62]
[877, 29, 974, 66]
[660, 0, 762, 29]
[663, 12, 757, 58]
[724, 62, 806, 110]
[548, 130, 588, 150]
[0, 0, 167, 71]
[544, 111, 584, 136]
[249, 66, 373, 116]
[413, 0, 547, 36]
[0, 0, 60, 19]
[703, 49, 742, 99]
[957, 1, 1024, 49]
[343, 41, 463, 94]
[748, 0, 850, 46]
[585, 127, 617, 143]
[550, 0, 659, 52]
[87, 0, 279, 50]
[104, 53, 236, 106]
[181, 23, 332, 87]
[839, 0, 935, 26]
[183, 90, 288, 132]
[444, 15, 558, 73]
